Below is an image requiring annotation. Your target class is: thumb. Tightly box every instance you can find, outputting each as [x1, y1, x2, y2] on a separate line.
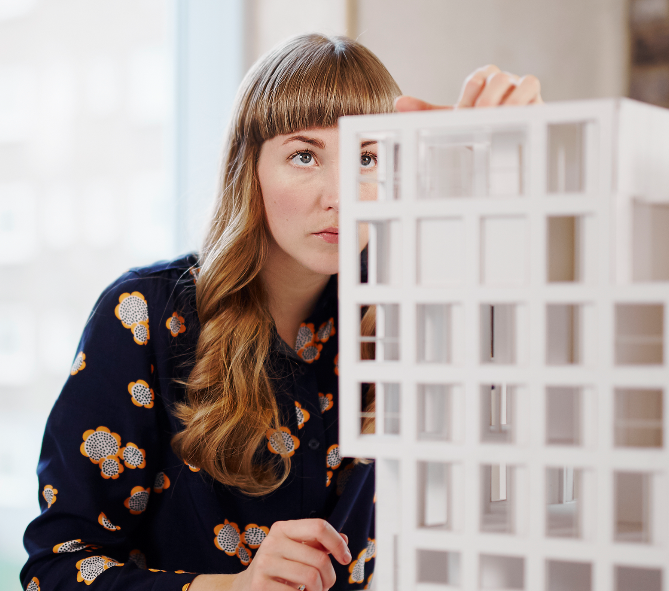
[394, 95, 454, 112]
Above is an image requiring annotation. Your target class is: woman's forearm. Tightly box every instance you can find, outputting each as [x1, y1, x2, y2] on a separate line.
[189, 573, 240, 591]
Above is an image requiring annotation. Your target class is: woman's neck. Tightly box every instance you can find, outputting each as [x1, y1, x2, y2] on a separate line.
[260, 246, 331, 349]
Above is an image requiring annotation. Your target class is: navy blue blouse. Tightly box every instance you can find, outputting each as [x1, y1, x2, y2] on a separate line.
[21, 255, 376, 591]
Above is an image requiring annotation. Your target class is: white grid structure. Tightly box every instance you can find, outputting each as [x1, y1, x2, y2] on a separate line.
[338, 99, 669, 591]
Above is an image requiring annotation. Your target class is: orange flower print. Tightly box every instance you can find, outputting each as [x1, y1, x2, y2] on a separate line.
[295, 323, 316, 350]
[53, 539, 97, 553]
[365, 538, 376, 561]
[237, 544, 252, 566]
[266, 426, 300, 457]
[80, 427, 121, 464]
[26, 577, 40, 591]
[98, 512, 121, 531]
[334, 353, 339, 376]
[214, 520, 241, 556]
[317, 318, 335, 343]
[326, 470, 333, 487]
[241, 523, 269, 549]
[337, 464, 354, 496]
[121, 443, 146, 470]
[99, 455, 124, 480]
[319, 393, 333, 414]
[76, 555, 123, 585]
[184, 460, 200, 472]
[114, 292, 150, 346]
[326, 444, 341, 470]
[348, 548, 367, 585]
[294, 401, 310, 429]
[128, 549, 147, 569]
[71, 352, 86, 375]
[115, 292, 149, 328]
[298, 341, 322, 363]
[183, 584, 192, 591]
[153, 471, 171, 493]
[295, 322, 324, 362]
[131, 322, 150, 346]
[124, 486, 150, 515]
[166, 312, 186, 337]
[364, 574, 374, 589]
[128, 380, 154, 409]
[42, 484, 58, 508]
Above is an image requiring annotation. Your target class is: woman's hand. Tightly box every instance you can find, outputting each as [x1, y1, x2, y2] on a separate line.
[230, 519, 351, 591]
[395, 64, 543, 112]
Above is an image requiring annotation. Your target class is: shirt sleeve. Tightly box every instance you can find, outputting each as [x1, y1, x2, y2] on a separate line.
[21, 272, 198, 591]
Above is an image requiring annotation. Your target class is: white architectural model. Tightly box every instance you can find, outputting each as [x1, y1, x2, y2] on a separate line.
[338, 99, 669, 591]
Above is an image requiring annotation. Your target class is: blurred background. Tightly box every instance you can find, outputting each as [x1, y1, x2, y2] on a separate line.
[0, 0, 666, 587]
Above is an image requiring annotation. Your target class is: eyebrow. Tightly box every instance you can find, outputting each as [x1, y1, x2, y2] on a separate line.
[282, 135, 326, 149]
[281, 135, 378, 149]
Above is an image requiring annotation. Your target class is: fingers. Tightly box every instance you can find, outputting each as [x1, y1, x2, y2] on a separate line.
[474, 71, 520, 107]
[274, 520, 351, 566]
[395, 67, 542, 115]
[394, 95, 453, 112]
[456, 64, 501, 108]
[256, 581, 296, 591]
[248, 520, 344, 591]
[285, 543, 337, 589]
[255, 553, 329, 591]
[273, 538, 337, 588]
[457, 66, 542, 109]
[502, 74, 543, 106]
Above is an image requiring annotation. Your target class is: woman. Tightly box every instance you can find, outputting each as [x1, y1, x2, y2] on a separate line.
[21, 34, 541, 591]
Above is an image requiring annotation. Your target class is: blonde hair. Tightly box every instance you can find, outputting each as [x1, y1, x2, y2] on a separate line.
[171, 34, 400, 495]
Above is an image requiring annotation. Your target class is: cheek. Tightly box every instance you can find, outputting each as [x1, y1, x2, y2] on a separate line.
[263, 183, 301, 230]
[359, 183, 378, 202]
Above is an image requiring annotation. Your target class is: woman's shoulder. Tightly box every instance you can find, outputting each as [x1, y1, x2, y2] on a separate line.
[84, 253, 200, 340]
[127, 252, 199, 278]
[98, 254, 199, 308]
[124, 252, 199, 287]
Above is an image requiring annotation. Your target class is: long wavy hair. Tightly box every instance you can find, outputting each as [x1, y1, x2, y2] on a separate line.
[171, 34, 401, 495]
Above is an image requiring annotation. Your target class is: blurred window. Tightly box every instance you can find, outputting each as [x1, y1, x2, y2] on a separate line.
[0, 2, 175, 587]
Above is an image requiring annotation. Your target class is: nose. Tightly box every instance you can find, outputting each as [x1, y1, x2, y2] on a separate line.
[321, 160, 339, 211]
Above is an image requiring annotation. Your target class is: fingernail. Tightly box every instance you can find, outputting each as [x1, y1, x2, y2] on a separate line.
[345, 549, 352, 562]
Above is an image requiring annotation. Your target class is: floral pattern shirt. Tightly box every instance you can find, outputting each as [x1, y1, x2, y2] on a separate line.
[21, 254, 375, 591]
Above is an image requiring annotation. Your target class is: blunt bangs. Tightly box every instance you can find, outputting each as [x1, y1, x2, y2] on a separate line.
[239, 34, 401, 143]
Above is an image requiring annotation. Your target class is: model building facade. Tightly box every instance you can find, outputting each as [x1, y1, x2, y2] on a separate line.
[338, 99, 669, 591]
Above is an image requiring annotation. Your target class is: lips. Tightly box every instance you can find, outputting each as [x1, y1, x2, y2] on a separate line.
[313, 227, 338, 244]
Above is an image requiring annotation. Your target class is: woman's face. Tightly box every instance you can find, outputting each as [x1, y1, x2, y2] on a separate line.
[257, 126, 377, 277]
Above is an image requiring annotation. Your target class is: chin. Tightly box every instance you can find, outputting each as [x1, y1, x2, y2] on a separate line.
[301, 253, 339, 276]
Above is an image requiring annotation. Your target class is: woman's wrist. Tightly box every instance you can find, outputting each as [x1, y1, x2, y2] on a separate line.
[189, 573, 240, 591]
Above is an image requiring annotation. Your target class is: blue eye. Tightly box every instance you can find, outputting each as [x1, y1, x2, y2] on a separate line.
[291, 151, 315, 166]
[360, 152, 377, 169]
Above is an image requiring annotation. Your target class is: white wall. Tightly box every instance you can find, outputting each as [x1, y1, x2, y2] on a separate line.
[355, 0, 629, 104]
[248, 0, 350, 64]
[249, 0, 629, 105]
